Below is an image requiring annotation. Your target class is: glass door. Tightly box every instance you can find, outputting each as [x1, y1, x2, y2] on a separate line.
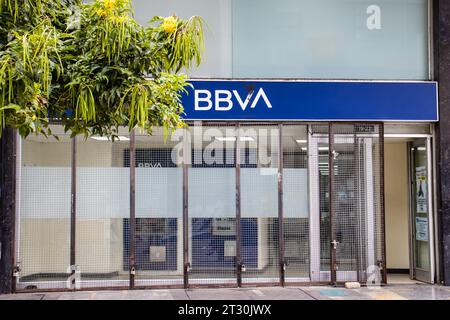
[409, 138, 435, 283]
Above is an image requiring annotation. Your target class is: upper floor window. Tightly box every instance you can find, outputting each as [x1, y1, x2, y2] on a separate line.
[133, 0, 429, 80]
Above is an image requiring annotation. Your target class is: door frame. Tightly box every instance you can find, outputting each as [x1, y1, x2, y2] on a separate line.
[408, 136, 435, 284]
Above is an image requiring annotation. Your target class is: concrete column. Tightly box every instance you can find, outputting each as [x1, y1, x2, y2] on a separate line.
[436, 0, 450, 286]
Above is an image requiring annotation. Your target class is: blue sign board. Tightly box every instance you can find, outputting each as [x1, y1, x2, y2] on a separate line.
[181, 80, 438, 122]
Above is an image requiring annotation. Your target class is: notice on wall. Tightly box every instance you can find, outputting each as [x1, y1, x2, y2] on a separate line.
[416, 166, 428, 213]
[415, 217, 429, 242]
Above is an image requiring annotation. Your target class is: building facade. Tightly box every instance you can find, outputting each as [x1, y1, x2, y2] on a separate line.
[1, 0, 450, 292]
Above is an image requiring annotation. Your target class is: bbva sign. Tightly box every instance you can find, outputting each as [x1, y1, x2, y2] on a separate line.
[194, 88, 273, 111]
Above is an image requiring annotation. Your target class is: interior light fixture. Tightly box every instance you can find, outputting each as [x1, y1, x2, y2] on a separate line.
[91, 136, 130, 141]
[296, 139, 307, 144]
[215, 137, 255, 142]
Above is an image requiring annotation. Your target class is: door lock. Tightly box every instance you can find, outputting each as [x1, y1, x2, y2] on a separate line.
[331, 240, 340, 250]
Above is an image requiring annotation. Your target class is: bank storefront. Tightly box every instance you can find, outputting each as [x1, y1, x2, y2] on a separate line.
[13, 0, 440, 291]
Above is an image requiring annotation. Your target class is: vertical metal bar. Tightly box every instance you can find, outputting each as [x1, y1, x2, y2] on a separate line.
[379, 123, 387, 284]
[278, 124, 285, 286]
[70, 137, 77, 287]
[129, 130, 136, 289]
[365, 138, 376, 279]
[328, 123, 337, 285]
[12, 131, 20, 294]
[308, 127, 321, 282]
[353, 128, 361, 283]
[183, 128, 189, 289]
[235, 123, 242, 287]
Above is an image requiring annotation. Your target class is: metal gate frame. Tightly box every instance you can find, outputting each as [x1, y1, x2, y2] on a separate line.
[13, 121, 386, 292]
[328, 122, 386, 286]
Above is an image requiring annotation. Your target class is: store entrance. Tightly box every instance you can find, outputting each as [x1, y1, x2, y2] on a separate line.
[384, 136, 435, 284]
[308, 124, 385, 285]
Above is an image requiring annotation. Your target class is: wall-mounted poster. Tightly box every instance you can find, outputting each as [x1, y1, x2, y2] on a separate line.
[416, 166, 428, 213]
[415, 217, 429, 242]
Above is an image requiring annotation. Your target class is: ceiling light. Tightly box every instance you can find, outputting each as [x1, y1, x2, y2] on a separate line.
[296, 139, 307, 144]
[216, 137, 236, 142]
[215, 137, 255, 142]
[91, 136, 130, 141]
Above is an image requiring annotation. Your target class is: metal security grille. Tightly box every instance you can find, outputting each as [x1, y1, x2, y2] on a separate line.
[329, 123, 385, 284]
[240, 124, 280, 285]
[16, 126, 72, 290]
[14, 122, 386, 291]
[282, 125, 309, 282]
[188, 123, 237, 286]
[308, 124, 331, 282]
[75, 129, 131, 289]
[132, 128, 185, 288]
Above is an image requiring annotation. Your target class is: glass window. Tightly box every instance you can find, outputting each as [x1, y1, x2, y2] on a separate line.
[75, 128, 131, 289]
[133, 128, 184, 286]
[188, 124, 237, 285]
[18, 126, 72, 290]
[135, 0, 429, 80]
[232, 0, 429, 79]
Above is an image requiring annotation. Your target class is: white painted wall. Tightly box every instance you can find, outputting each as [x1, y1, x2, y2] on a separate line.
[385, 142, 410, 269]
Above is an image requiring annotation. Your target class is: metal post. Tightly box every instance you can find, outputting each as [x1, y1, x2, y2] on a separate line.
[183, 128, 189, 289]
[129, 130, 136, 289]
[235, 123, 242, 287]
[353, 128, 361, 283]
[329, 123, 337, 285]
[278, 124, 285, 286]
[379, 124, 387, 284]
[70, 137, 77, 289]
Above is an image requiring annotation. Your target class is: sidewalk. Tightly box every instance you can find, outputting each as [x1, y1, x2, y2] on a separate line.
[1, 284, 450, 300]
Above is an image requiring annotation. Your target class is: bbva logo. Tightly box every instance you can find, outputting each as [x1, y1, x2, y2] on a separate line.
[194, 88, 273, 111]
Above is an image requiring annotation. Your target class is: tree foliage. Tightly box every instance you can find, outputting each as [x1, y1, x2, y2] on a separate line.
[0, 0, 205, 139]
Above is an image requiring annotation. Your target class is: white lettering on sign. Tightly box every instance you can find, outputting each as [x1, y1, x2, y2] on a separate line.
[215, 90, 233, 111]
[194, 88, 273, 111]
[194, 90, 213, 110]
[138, 163, 162, 168]
[367, 5, 381, 30]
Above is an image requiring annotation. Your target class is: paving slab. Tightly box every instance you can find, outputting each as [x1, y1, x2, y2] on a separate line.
[384, 285, 450, 300]
[185, 288, 253, 300]
[243, 287, 315, 300]
[300, 286, 372, 300]
[0, 293, 45, 300]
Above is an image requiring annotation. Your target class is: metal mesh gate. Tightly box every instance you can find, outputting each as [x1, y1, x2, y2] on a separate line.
[239, 124, 280, 285]
[187, 123, 237, 286]
[329, 123, 385, 284]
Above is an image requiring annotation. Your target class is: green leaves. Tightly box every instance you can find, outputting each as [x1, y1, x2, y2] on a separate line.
[148, 15, 206, 73]
[0, 0, 205, 139]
